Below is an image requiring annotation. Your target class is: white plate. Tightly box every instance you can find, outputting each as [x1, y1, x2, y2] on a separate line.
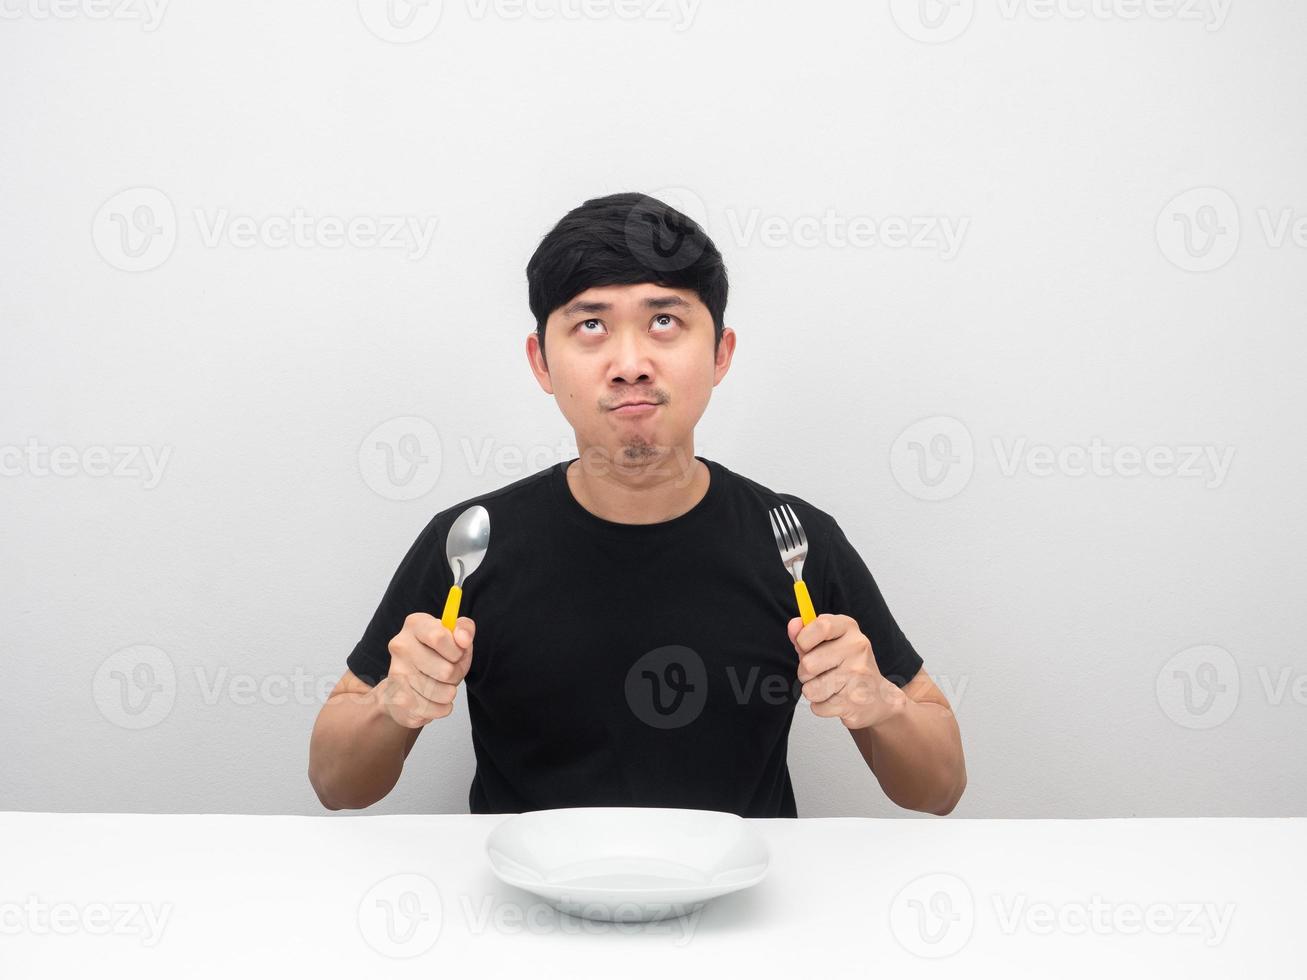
[485, 806, 770, 922]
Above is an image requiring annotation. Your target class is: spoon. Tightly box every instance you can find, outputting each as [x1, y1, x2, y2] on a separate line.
[440, 504, 491, 631]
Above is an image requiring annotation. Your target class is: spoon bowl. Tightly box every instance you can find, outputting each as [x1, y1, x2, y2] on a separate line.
[440, 504, 490, 630]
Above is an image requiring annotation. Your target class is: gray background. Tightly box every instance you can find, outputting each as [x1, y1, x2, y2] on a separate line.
[2, 0, 1303, 817]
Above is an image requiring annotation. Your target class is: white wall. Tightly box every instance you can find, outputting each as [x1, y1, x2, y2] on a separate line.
[2, 0, 1303, 817]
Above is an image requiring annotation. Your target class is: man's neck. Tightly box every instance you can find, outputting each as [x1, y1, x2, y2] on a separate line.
[565, 449, 709, 525]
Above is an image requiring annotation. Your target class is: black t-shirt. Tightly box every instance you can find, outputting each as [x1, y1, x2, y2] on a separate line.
[346, 455, 923, 818]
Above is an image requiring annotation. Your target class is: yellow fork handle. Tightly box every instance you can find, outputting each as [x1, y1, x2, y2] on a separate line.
[441, 584, 463, 632]
[794, 579, 816, 625]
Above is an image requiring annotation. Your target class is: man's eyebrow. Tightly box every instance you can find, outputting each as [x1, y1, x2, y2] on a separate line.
[560, 295, 694, 318]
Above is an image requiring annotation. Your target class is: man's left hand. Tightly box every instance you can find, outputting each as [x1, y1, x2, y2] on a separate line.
[787, 614, 905, 730]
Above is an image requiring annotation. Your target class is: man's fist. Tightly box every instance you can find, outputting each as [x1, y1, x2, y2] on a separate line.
[378, 612, 476, 729]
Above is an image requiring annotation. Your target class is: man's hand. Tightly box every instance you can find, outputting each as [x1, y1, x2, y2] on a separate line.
[787, 613, 905, 731]
[378, 612, 476, 729]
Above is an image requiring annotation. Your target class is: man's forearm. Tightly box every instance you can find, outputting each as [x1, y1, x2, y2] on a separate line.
[308, 680, 413, 810]
[850, 687, 966, 815]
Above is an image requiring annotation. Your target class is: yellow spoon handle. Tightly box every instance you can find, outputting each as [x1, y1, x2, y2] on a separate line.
[794, 579, 816, 625]
[441, 584, 463, 632]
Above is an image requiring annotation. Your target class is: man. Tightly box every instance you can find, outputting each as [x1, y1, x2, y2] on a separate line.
[308, 192, 966, 817]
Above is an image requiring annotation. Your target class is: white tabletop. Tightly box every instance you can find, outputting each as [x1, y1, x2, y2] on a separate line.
[0, 812, 1301, 978]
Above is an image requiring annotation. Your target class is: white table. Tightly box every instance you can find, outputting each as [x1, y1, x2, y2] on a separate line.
[0, 812, 1301, 978]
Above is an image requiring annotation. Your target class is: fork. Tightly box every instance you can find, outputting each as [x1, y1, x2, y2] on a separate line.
[769, 502, 817, 625]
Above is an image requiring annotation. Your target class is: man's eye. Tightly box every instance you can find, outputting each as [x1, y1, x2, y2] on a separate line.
[575, 316, 677, 334]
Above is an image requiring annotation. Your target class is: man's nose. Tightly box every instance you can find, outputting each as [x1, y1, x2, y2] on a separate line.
[610, 329, 654, 384]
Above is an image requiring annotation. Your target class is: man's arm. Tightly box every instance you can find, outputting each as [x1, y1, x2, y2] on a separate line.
[308, 669, 422, 810]
[849, 668, 967, 816]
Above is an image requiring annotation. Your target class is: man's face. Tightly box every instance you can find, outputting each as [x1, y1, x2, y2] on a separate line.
[527, 282, 735, 476]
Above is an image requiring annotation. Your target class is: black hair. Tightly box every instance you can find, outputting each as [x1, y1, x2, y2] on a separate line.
[526, 191, 728, 367]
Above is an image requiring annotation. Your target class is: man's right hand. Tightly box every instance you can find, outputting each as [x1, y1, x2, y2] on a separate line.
[378, 612, 475, 728]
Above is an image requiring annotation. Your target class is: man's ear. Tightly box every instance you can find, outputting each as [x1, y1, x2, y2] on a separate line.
[712, 325, 736, 385]
[526, 331, 553, 393]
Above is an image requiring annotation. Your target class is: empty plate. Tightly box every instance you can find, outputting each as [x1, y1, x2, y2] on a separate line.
[485, 806, 770, 921]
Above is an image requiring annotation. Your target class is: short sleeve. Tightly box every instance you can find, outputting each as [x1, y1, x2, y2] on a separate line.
[816, 517, 923, 688]
[346, 512, 454, 688]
